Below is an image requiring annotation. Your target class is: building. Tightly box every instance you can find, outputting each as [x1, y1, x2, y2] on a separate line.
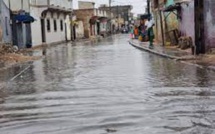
[4, 0, 33, 48]
[78, 1, 95, 9]
[151, 0, 179, 46]
[0, 0, 12, 44]
[71, 15, 84, 39]
[74, 8, 108, 38]
[152, 0, 215, 54]
[3, 0, 72, 47]
[29, 0, 72, 46]
[99, 5, 133, 29]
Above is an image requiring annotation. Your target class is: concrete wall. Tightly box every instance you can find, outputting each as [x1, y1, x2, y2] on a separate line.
[30, 0, 48, 6]
[65, 15, 71, 41]
[50, 0, 72, 9]
[78, 1, 94, 9]
[45, 12, 66, 44]
[153, 11, 162, 42]
[31, 9, 68, 46]
[1, 1, 12, 43]
[165, 0, 179, 32]
[75, 21, 84, 39]
[30, 7, 43, 46]
[3, 0, 30, 12]
[179, 1, 195, 44]
[30, 0, 72, 46]
[204, 0, 215, 50]
[30, 0, 71, 9]
[74, 9, 94, 38]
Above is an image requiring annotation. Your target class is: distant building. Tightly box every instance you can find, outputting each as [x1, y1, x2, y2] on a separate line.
[78, 1, 95, 9]
[74, 8, 108, 38]
[99, 5, 133, 29]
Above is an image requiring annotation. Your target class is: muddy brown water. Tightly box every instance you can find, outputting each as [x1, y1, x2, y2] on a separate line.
[0, 35, 215, 134]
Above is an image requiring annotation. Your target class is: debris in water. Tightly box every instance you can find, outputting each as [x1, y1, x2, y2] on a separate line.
[105, 128, 117, 133]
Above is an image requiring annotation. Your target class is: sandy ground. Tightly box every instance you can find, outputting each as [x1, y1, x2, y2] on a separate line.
[0, 53, 41, 65]
[0, 45, 42, 68]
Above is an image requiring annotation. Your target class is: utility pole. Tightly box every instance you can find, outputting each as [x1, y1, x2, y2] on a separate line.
[70, 0, 74, 41]
[109, 0, 112, 33]
[147, 0, 150, 17]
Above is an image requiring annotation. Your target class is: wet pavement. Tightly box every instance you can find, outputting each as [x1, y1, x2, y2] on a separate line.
[1, 34, 215, 134]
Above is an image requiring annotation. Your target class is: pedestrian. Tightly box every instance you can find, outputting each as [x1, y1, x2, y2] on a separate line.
[129, 26, 134, 39]
[146, 15, 155, 48]
[134, 26, 139, 39]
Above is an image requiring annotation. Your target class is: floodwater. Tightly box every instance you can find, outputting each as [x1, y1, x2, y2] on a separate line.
[1, 34, 215, 134]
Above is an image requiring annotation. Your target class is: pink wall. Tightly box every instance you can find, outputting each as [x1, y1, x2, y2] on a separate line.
[204, 0, 215, 50]
[179, 1, 195, 44]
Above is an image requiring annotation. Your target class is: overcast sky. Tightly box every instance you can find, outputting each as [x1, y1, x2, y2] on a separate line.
[74, 0, 147, 16]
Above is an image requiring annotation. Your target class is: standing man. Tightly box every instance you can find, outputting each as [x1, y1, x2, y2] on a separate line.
[146, 15, 155, 48]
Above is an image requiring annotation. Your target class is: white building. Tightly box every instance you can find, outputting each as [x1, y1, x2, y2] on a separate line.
[30, 0, 72, 46]
[4, 0, 73, 47]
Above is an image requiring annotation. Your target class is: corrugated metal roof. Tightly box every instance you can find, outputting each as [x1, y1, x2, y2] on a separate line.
[174, 0, 192, 4]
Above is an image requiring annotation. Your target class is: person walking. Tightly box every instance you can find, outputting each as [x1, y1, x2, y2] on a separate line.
[134, 26, 139, 39]
[129, 26, 134, 39]
[146, 15, 155, 48]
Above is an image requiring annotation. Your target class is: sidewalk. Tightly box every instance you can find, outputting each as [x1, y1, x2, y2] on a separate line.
[129, 39, 196, 60]
[129, 39, 215, 71]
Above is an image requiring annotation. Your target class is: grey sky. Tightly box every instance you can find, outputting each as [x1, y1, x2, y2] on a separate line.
[74, 0, 147, 16]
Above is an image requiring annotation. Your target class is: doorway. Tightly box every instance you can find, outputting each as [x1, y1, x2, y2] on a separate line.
[195, 0, 205, 54]
[41, 18, 46, 43]
[97, 22, 100, 35]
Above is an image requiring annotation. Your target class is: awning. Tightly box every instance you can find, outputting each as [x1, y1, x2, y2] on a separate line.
[163, 4, 181, 19]
[14, 14, 35, 23]
[98, 17, 108, 23]
[71, 20, 79, 25]
[89, 16, 98, 24]
[163, 4, 181, 12]
[174, 0, 191, 4]
[140, 14, 149, 20]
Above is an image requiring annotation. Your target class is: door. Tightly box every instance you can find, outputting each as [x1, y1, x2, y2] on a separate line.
[195, 0, 205, 54]
[41, 18, 46, 43]
[17, 23, 24, 48]
[97, 22, 100, 35]
[73, 25, 76, 40]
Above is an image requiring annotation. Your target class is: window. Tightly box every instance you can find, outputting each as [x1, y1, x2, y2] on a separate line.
[47, 19, 51, 32]
[54, 19, 57, 32]
[60, 20, 63, 31]
[5, 17, 8, 35]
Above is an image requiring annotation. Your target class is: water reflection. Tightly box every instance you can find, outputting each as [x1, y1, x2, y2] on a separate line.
[0, 35, 215, 134]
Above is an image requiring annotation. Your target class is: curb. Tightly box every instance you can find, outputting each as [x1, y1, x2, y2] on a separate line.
[129, 40, 215, 72]
[129, 40, 179, 60]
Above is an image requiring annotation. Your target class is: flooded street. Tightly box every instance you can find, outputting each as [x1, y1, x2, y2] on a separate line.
[1, 34, 215, 134]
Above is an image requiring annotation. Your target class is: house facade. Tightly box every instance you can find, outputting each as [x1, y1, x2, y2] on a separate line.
[4, 0, 32, 48]
[74, 8, 108, 38]
[3, 0, 72, 47]
[99, 5, 133, 30]
[29, 0, 72, 46]
[0, 0, 12, 44]
[152, 0, 215, 54]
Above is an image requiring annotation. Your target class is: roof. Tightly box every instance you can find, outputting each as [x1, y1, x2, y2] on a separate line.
[174, 0, 192, 4]
[13, 14, 35, 23]
[163, 4, 181, 12]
